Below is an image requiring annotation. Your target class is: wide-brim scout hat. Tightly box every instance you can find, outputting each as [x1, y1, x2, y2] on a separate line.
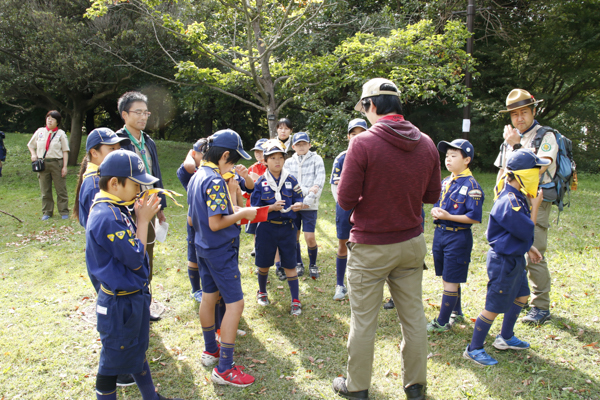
[499, 89, 543, 113]
[86, 128, 130, 153]
[506, 149, 551, 171]
[99, 149, 159, 186]
[347, 118, 368, 133]
[292, 132, 310, 145]
[354, 78, 401, 111]
[437, 139, 475, 160]
[251, 138, 268, 151]
[210, 129, 251, 160]
[262, 139, 287, 156]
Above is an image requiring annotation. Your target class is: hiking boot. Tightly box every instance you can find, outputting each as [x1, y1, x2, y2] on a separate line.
[256, 291, 270, 306]
[463, 345, 498, 366]
[404, 383, 426, 400]
[493, 334, 530, 350]
[309, 264, 319, 280]
[450, 311, 465, 323]
[201, 347, 220, 367]
[522, 307, 551, 325]
[211, 365, 255, 387]
[332, 376, 369, 399]
[191, 289, 203, 303]
[290, 300, 302, 316]
[296, 263, 305, 277]
[383, 298, 395, 309]
[333, 285, 348, 301]
[276, 266, 286, 281]
[427, 318, 451, 333]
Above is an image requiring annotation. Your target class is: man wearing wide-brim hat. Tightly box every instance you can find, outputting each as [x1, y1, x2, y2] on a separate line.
[494, 88, 557, 325]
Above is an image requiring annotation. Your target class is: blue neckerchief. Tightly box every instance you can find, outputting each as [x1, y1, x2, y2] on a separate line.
[519, 120, 539, 137]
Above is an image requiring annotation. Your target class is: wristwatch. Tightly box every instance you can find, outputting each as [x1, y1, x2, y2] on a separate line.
[513, 143, 522, 150]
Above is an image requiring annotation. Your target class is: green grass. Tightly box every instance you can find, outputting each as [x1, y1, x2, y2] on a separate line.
[1, 132, 600, 399]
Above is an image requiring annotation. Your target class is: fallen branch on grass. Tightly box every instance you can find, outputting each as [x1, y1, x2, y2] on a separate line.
[0, 209, 23, 223]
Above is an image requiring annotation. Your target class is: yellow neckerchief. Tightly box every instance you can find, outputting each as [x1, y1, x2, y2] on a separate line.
[92, 188, 184, 210]
[439, 168, 473, 203]
[83, 162, 99, 180]
[202, 161, 235, 210]
[143, 188, 184, 208]
[494, 168, 540, 201]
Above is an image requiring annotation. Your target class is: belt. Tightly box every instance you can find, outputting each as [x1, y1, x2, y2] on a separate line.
[435, 224, 469, 232]
[45, 158, 61, 162]
[267, 219, 294, 225]
[101, 285, 141, 296]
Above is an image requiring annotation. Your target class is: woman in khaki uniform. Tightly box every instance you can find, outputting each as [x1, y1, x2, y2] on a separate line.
[27, 110, 70, 220]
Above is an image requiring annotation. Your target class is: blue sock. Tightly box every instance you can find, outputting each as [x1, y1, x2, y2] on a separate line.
[218, 342, 235, 373]
[453, 285, 463, 315]
[132, 360, 159, 400]
[296, 241, 303, 265]
[214, 297, 226, 331]
[469, 314, 494, 351]
[336, 254, 347, 286]
[501, 299, 526, 339]
[437, 290, 459, 326]
[287, 274, 299, 301]
[188, 265, 201, 293]
[308, 245, 318, 265]
[202, 324, 219, 353]
[258, 270, 269, 293]
[95, 376, 117, 400]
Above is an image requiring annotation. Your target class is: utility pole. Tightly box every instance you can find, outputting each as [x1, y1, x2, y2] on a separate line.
[462, 0, 475, 140]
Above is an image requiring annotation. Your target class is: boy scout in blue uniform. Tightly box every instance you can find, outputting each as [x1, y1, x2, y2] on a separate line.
[187, 129, 257, 387]
[429, 139, 484, 332]
[330, 119, 367, 300]
[86, 150, 182, 400]
[251, 139, 305, 315]
[463, 149, 547, 366]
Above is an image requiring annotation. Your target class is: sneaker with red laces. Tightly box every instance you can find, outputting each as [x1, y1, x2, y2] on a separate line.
[201, 346, 220, 367]
[211, 365, 255, 387]
[290, 300, 302, 316]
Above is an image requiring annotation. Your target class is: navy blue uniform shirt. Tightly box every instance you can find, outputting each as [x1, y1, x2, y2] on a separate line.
[434, 171, 484, 229]
[330, 151, 347, 184]
[251, 173, 303, 221]
[78, 164, 101, 228]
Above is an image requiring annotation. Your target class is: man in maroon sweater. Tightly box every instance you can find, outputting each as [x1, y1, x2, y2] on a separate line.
[331, 78, 441, 400]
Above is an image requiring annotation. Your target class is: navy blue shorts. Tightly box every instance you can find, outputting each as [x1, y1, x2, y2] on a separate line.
[195, 241, 243, 304]
[187, 224, 197, 263]
[255, 220, 297, 269]
[294, 210, 318, 233]
[96, 289, 150, 376]
[245, 222, 257, 235]
[432, 227, 473, 283]
[0, 142, 5, 162]
[336, 204, 352, 240]
[485, 249, 530, 313]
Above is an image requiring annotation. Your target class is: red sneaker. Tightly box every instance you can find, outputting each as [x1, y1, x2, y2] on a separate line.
[211, 365, 255, 387]
[201, 346, 220, 367]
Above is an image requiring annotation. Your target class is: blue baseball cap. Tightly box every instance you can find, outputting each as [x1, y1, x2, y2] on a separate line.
[506, 148, 551, 171]
[86, 128, 130, 153]
[437, 139, 475, 160]
[251, 138, 268, 151]
[292, 132, 310, 145]
[193, 138, 207, 152]
[98, 150, 159, 186]
[347, 118, 368, 133]
[210, 129, 251, 160]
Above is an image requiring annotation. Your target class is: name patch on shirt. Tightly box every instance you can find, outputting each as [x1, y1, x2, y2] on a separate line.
[285, 182, 292, 189]
[468, 189, 482, 199]
[459, 186, 468, 195]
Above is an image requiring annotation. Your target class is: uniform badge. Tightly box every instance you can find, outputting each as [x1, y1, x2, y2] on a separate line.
[210, 194, 217, 200]
[107, 234, 115, 242]
[454, 204, 459, 209]
[459, 186, 468, 195]
[115, 231, 126, 240]
[262, 181, 269, 186]
[128, 239, 137, 247]
[216, 199, 222, 205]
[213, 185, 220, 192]
[210, 204, 217, 211]
[468, 189, 482, 199]
[220, 193, 226, 199]
[126, 229, 132, 237]
[206, 188, 212, 195]
[220, 204, 226, 210]
[264, 187, 270, 192]
[138, 159, 144, 172]
[206, 200, 211, 207]
[285, 182, 292, 189]
[335, 168, 340, 172]
[541, 143, 551, 152]
[212, 179, 221, 184]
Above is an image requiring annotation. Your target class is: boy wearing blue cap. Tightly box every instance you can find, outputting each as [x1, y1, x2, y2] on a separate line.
[428, 139, 484, 332]
[86, 149, 182, 400]
[284, 132, 326, 280]
[463, 149, 546, 366]
[187, 129, 257, 387]
[330, 119, 368, 300]
[251, 139, 305, 315]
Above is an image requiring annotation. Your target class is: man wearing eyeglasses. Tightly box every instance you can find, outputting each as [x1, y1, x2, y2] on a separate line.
[331, 78, 441, 400]
[116, 91, 167, 300]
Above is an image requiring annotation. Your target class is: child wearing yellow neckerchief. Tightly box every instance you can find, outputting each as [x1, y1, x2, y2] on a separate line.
[86, 149, 183, 400]
[464, 148, 547, 367]
[429, 139, 485, 333]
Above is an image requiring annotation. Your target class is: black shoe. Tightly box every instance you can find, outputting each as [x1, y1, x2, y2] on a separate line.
[332, 377, 369, 399]
[150, 313, 162, 322]
[250, 249, 256, 257]
[404, 383, 426, 400]
[157, 394, 184, 400]
[116, 374, 135, 387]
[383, 298, 395, 310]
[522, 307, 551, 325]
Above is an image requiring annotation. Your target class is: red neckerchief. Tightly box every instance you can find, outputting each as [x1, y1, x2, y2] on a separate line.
[45, 127, 59, 152]
[378, 114, 405, 123]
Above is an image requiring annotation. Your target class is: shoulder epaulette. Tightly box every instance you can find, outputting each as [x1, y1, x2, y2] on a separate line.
[507, 192, 521, 212]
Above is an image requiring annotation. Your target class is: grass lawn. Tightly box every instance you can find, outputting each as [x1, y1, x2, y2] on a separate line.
[1, 132, 599, 400]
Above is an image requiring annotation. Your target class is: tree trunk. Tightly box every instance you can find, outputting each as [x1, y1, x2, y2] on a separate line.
[68, 107, 84, 165]
[267, 106, 279, 138]
[85, 108, 95, 135]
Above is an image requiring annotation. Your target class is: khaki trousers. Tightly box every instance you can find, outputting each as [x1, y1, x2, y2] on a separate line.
[38, 159, 68, 217]
[526, 201, 552, 309]
[346, 234, 428, 391]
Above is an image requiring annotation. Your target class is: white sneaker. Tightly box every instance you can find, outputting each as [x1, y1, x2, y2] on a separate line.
[333, 285, 348, 301]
